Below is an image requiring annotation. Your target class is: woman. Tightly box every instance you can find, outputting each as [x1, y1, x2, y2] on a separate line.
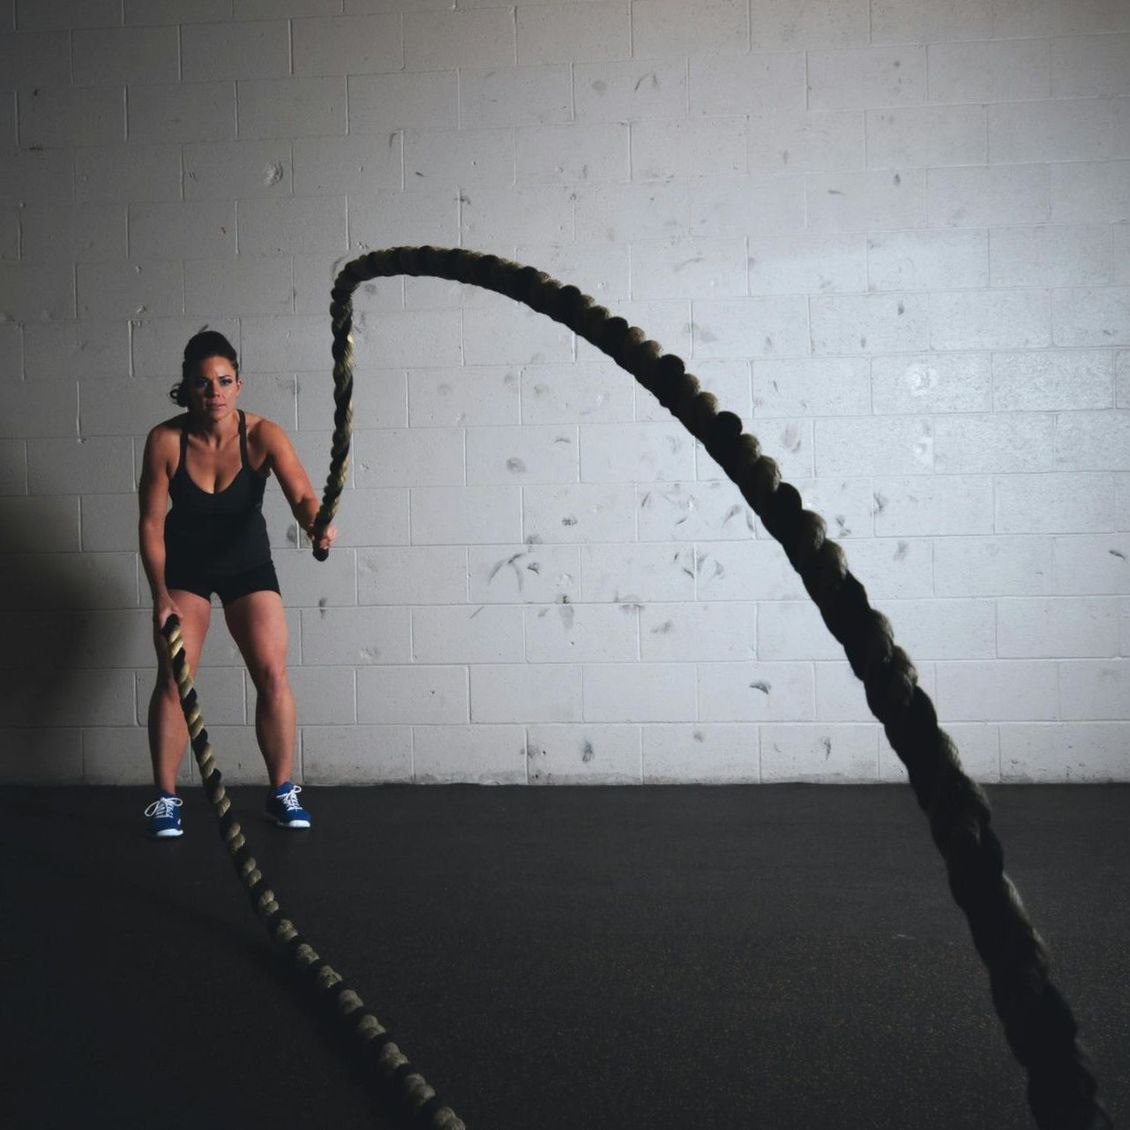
[138, 330, 337, 838]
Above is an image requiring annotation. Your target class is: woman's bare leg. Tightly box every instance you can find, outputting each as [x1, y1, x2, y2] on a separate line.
[148, 591, 212, 793]
[223, 589, 295, 787]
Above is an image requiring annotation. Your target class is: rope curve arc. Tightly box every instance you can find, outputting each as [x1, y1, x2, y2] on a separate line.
[307, 245, 1112, 1130]
[159, 613, 466, 1130]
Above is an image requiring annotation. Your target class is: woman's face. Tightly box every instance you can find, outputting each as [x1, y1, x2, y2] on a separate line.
[188, 355, 241, 421]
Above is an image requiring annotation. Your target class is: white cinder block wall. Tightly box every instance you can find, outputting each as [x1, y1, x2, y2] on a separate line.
[1, 0, 1128, 787]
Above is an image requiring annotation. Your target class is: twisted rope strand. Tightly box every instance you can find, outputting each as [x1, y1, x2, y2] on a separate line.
[159, 615, 465, 1130]
[309, 246, 1112, 1130]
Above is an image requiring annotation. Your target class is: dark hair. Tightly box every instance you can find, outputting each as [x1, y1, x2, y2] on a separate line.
[169, 330, 239, 406]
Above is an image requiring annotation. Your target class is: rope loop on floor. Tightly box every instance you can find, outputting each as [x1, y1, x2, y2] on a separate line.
[307, 245, 1112, 1130]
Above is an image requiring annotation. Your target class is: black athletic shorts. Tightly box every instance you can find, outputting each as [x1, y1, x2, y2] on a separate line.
[166, 560, 281, 607]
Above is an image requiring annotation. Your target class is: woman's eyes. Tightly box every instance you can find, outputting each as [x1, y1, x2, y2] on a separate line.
[193, 377, 235, 388]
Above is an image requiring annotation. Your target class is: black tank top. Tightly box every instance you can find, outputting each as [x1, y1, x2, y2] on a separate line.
[165, 410, 272, 575]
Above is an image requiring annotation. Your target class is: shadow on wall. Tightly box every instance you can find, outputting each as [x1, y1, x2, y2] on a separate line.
[0, 440, 142, 786]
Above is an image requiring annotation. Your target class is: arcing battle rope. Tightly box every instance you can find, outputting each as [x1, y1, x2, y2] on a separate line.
[159, 614, 465, 1130]
[307, 246, 1112, 1130]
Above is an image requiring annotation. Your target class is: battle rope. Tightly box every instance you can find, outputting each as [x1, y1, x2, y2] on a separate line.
[159, 614, 465, 1130]
[304, 246, 1112, 1130]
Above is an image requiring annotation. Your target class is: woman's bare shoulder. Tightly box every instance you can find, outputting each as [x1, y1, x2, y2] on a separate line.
[245, 412, 289, 446]
[146, 415, 187, 448]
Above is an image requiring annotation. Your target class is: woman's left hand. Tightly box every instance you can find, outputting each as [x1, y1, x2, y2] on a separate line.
[308, 522, 338, 553]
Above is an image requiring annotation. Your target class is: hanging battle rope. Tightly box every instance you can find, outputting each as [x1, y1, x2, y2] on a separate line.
[296, 246, 1112, 1130]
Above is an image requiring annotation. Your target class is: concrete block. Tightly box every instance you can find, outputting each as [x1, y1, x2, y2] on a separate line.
[1060, 659, 1130, 719]
[698, 661, 813, 722]
[750, 110, 865, 175]
[791, 476, 875, 540]
[297, 256, 401, 318]
[927, 39, 1050, 104]
[281, 665, 355, 727]
[665, 359, 752, 426]
[4, 666, 134, 726]
[0, 439, 26, 494]
[1053, 534, 1130, 594]
[299, 605, 410, 665]
[471, 663, 582, 722]
[76, 144, 181, 202]
[869, 228, 988, 294]
[641, 600, 757, 662]
[19, 84, 124, 147]
[348, 71, 458, 132]
[808, 46, 925, 111]
[414, 724, 527, 784]
[321, 487, 410, 548]
[129, 200, 235, 260]
[1117, 101, 1130, 160]
[1120, 352, 1130, 406]
[412, 485, 522, 545]
[131, 316, 240, 380]
[872, 0, 991, 43]
[16, 0, 120, 29]
[637, 480, 755, 543]
[758, 600, 850, 662]
[349, 188, 461, 251]
[632, 117, 746, 181]
[238, 76, 347, 140]
[527, 602, 639, 662]
[691, 51, 805, 116]
[880, 721, 999, 784]
[933, 535, 1051, 596]
[872, 353, 991, 415]
[579, 542, 695, 603]
[938, 659, 1058, 721]
[83, 726, 160, 787]
[81, 492, 138, 553]
[239, 195, 347, 258]
[632, 0, 747, 55]
[816, 660, 936, 722]
[579, 422, 693, 484]
[521, 360, 633, 426]
[125, 1, 232, 23]
[927, 164, 1049, 228]
[761, 723, 878, 782]
[821, 294, 933, 359]
[692, 296, 809, 359]
[578, 297, 692, 367]
[301, 724, 412, 785]
[181, 19, 289, 82]
[404, 128, 514, 189]
[989, 100, 1115, 164]
[78, 377, 170, 438]
[992, 350, 1113, 412]
[993, 0, 1130, 36]
[359, 545, 467, 605]
[990, 224, 1113, 288]
[752, 357, 869, 417]
[520, 245, 630, 309]
[0, 495, 79, 551]
[412, 605, 524, 664]
[78, 260, 181, 320]
[466, 424, 577, 486]
[806, 169, 925, 233]
[840, 536, 933, 599]
[128, 81, 235, 144]
[746, 233, 863, 295]
[585, 661, 697, 722]
[292, 13, 402, 76]
[522, 483, 635, 543]
[0, 261, 75, 322]
[408, 365, 519, 428]
[463, 294, 572, 364]
[526, 723, 642, 785]
[867, 472, 994, 533]
[184, 257, 292, 317]
[354, 425, 465, 490]
[73, 25, 178, 85]
[462, 185, 574, 252]
[816, 416, 933, 476]
[461, 64, 571, 129]
[517, 123, 629, 185]
[641, 722, 760, 783]
[630, 238, 746, 301]
[518, 2, 629, 64]
[1120, 233, 1130, 287]
[21, 203, 127, 263]
[236, 0, 342, 15]
[573, 58, 686, 122]
[273, 544, 356, 608]
[576, 181, 689, 242]
[29, 436, 134, 495]
[998, 596, 1121, 657]
[292, 135, 400, 196]
[868, 105, 986, 169]
[404, 7, 514, 70]
[935, 413, 1055, 474]
[887, 597, 998, 658]
[0, 728, 82, 784]
[1000, 722, 1130, 783]
[0, 148, 72, 208]
[930, 289, 1051, 351]
[1052, 288, 1130, 348]
[695, 540, 806, 601]
[1052, 34, 1130, 97]
[0, 28, 70, 85]
[470, 543, 581, 604]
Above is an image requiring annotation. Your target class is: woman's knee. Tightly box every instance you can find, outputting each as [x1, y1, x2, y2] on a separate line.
[251, 663, 290, 698]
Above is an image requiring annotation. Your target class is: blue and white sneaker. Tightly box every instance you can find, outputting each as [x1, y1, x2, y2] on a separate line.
[145, 792, 184, 839]
[266, 782, 311, 829]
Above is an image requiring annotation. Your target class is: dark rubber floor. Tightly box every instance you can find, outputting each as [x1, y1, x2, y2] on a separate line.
[3, 784, 1127, 1130]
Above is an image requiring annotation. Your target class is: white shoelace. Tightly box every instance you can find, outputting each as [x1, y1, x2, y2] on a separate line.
[278, 785, 303, 811]
[144, 796, 183, 819]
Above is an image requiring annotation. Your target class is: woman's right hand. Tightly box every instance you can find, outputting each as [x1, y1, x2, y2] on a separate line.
[154, 592, 181, 630]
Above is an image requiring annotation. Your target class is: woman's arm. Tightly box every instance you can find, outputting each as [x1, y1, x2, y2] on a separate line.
[139, 426, 177, 625]
[261, 419, 338, 554]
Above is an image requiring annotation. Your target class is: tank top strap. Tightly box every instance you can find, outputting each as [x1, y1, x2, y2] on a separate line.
[175, 417, 189, 474]
[237, 409, 251, 470]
